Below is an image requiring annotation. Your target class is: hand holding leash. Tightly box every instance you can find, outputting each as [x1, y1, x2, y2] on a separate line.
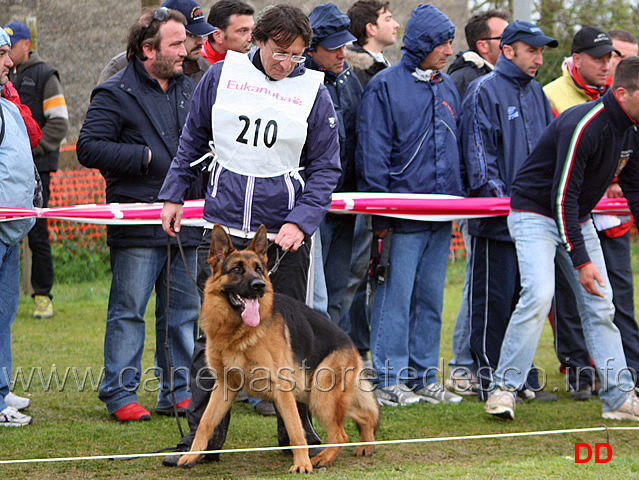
[161, 201, 183, 237]
[274, 222, 304, 251]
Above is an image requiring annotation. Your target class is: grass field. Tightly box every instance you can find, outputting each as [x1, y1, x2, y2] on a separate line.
[2, 253, 639, 479]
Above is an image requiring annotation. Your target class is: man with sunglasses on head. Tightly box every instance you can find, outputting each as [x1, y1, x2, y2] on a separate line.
[158, 4, 340, 467]
[448, 9, 509, 97]
[97, 0, 216, 85]
[77, 7, 201, 422]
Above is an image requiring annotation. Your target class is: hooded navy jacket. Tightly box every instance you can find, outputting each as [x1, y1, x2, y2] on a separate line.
[461, 55, 554, 241]
[158, 48, 341, 237]
[355, 4, 464, 232]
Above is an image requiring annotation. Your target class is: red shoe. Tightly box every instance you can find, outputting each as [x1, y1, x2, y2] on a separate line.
[113, 402, 151, 422]
[156, 398, 190, 417]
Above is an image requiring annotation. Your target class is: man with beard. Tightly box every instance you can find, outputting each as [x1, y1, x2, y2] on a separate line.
[77, 7, 201, 422]
[97, 0, 216, 84]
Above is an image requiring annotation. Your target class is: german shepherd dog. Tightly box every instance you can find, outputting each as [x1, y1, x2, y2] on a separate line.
[178, 224, 380, 473]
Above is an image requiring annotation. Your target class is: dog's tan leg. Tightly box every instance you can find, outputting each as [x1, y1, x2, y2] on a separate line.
[178, 387, 237, 467]
[273, 390, 313, 473]
[309, 391, 348, 467]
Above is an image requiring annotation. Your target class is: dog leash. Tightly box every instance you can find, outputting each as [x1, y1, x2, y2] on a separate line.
[268, 240, 305, 276]
[165, 235, 186, 439]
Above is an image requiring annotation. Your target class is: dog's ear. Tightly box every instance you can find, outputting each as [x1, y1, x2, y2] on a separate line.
[248, 225, 269, 262]
[209, 224, 235, 269]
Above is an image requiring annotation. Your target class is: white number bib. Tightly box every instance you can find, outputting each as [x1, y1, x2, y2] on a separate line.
[212, 50, 323, 177]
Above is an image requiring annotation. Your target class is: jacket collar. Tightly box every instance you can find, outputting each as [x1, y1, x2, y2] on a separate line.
[494, 55, 536, 89]
[304, 55, 351, 83]
[607, 88, 638, 128]
[201, 40, 226, 65]
[119, 57, 192, 153]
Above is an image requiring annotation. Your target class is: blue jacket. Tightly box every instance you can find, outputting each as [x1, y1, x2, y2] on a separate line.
[0, 97, 35, 247]
[77, 58, 201, 248]
[305, 56, 362, 192]
[158, 48, 341, 237]
[462, 55, 554, 241]
[355, 4, 463, 232]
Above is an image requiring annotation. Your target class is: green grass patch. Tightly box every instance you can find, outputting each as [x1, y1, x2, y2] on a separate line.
[4, 247, 639, 479]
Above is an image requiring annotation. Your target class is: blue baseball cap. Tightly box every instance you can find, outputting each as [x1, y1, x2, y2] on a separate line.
[309, 3, 356, 50]
[4, 22, 31, 45]
[500, 20, 558, 49]
[0, 29, 10, 48]
[162, 0, 216, 36]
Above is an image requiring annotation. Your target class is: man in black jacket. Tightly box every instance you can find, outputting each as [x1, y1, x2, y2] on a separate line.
[77, 7, 201, 422]
[447, 10, 508, 97]
[5, 21, 69, 319]
[485, 57, 639, 422]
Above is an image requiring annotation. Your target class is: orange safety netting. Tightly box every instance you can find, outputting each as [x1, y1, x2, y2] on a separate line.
[49, 169, 106, 246]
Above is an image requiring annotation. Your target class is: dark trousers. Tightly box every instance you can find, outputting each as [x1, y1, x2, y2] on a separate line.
[469, 237, 540, 400]
[553, 231, 639, 389]
[28, 171, 54, 298]
[177, 229, 319, 456]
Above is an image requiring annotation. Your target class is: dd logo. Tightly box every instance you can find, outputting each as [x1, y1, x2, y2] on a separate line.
[574, 443, 613, 463]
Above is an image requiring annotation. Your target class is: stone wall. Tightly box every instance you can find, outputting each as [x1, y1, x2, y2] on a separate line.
[1, 0, 469, 152]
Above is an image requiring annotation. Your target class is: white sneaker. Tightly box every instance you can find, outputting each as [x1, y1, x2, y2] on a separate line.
[602, 391, 639, 421]
[485, 387, 516, 420]
[0, 406, 32, 427]
[5, 392, 31, 410]
[416, 382, 463, 404]
[374, 384, 425, 406]
[445, 369, 479, 396]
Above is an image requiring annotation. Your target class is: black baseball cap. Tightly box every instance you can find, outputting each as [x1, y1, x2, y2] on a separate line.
[572, 26, 620, 58]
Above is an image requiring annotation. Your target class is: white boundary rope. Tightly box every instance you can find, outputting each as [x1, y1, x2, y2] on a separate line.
[1, 425, 638, 465]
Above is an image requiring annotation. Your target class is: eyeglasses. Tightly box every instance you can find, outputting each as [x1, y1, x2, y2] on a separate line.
[142, 7, 170, 40]
[480, 36, 501, 41]
[272, 52, 306, 64]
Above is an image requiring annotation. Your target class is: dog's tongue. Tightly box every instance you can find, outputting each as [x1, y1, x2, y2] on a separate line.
[241, 298, 260, 326]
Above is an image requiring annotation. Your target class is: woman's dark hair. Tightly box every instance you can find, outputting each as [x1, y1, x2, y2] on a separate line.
[252, 4, 312, 49]
[126, 7, 187, 62]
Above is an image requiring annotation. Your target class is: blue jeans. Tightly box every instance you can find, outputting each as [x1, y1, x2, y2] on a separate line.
[99, 246, 199, 414]
[371, 224, 452, 389]
[449, 219, 475, 372]
[495, 211, 633, 411]
[0, 242, 20, 412]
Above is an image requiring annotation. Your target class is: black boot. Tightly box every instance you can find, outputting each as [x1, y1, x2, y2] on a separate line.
[276, 402, 324, 457]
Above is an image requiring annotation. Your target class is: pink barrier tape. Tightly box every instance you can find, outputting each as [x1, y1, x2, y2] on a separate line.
[0, 195, 631, 224]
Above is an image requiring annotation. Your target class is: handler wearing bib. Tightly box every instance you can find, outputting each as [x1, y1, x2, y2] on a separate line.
[158, 4, 341, 465]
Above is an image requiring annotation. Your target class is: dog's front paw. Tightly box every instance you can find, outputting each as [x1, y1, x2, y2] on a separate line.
[311, 451, 335, 468]
[353, 445, 375, 457]
[177, 453, 202, 468]
[288, 460, 313, 474]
